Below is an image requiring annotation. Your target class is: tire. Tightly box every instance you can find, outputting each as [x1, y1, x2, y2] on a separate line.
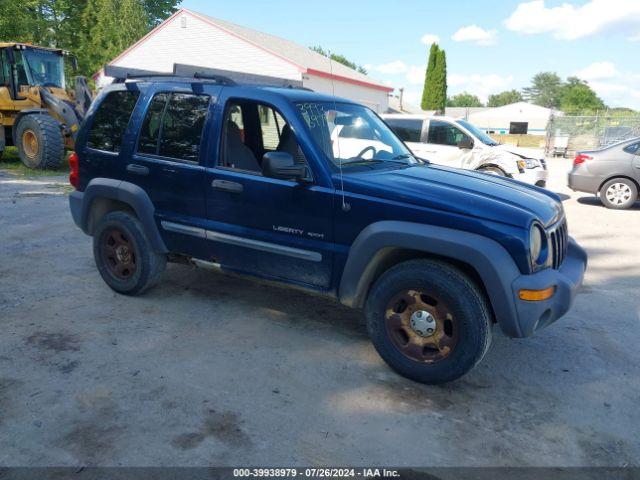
[477, 166, 506, 177]
[15, 114, 64, 169]
[93, 211, 166, 295]
[364, 259, 492, 384]
[599, 178, 638, 210]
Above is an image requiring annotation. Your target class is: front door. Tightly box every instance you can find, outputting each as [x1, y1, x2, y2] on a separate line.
[204, 96, 334, 288]
[425, 119, 471, 168]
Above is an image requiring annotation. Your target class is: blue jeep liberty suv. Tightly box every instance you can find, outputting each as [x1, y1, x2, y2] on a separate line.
[68, 66, 587, 384]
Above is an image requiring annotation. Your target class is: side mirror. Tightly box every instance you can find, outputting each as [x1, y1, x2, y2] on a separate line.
[262, 151, 307, 181]
[457, 137, 474, 149]
[70, 55, 78, 71]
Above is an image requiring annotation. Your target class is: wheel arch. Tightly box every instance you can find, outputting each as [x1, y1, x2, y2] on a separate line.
[79, 178, 168, 253]
[338, 221, 524, 336]
[597, 175, 640, 194]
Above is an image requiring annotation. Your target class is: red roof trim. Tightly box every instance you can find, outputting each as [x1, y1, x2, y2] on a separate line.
[306, 68, 393, 92]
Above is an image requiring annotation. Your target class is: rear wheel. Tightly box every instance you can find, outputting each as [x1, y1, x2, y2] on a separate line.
[599, 178, 638, 209]
[93, 211, 166, 295]
[15, 114, 64, 169]
[365, 259, 492, 384]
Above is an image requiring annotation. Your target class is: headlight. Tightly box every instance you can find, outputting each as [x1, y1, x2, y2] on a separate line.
[529, 223, 547, 269]
[524, 158, 541, 169]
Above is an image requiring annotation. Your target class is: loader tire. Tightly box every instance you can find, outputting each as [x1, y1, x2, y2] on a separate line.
[16, 114, 64, 169]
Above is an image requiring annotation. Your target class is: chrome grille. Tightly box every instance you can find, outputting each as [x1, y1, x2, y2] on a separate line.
[548, 218, 568, 269]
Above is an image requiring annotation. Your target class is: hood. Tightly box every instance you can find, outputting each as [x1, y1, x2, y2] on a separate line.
[496, 144, 544, 161]
[340, 164, 562, 229]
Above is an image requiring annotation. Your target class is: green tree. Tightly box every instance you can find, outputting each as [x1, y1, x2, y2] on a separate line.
[560, 76, 606, 114]
[431, 48, 447, 112]
[447, 92, 483, 107]
[421, 43, 439, 110]
[523, 72, 563, 108]
[309, 46, 367, 74]
[487, 89, 523, 107]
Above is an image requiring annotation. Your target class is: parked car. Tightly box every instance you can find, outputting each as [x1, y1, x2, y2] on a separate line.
[68, 66, 587, 384]
[380, 114, 548, 187]
[568, 137, 640, 209]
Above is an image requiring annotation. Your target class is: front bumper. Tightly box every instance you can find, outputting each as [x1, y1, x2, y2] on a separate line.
[515, 167, 549, 187]
[507, 238, 587, 337]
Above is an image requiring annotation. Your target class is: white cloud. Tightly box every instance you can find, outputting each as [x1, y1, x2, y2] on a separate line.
[369, 60, 408, 75]
[504, 0, 640, 41]
[406, 65, 426, 85]
[573, 62, 640, 109]
[576, 62, 618, 80]
[420, 33, 440, 45]
[451, 25, 498, 46]
[448, 73, 514, 102]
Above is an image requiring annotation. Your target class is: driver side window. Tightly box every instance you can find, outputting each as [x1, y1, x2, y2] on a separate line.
[428, 120, 469, 147]
[220, 99, 306, 174]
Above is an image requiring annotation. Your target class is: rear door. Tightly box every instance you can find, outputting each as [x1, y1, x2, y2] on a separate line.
[624, 141, 640, 180]
[122, 84, 222, 257]
[202, 92, 335, 289]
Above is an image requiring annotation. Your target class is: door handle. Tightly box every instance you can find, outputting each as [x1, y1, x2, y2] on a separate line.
[212, 179, 243, 194]
[126, 164, 149, 176]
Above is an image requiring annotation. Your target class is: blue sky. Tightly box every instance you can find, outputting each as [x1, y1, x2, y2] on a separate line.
[181, 0, 640, 109]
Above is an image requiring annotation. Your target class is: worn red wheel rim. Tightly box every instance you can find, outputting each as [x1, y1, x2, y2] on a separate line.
[102, 228, 136, 279]
[384, 289, 459, 363]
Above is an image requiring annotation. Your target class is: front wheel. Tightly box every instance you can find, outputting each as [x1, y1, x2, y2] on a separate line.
[365, 259, 492, 384]
[599, 178, 638, 209]
[15, 114, 64, 169]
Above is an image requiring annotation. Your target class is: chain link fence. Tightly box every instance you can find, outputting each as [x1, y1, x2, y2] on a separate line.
[545, 114, 640, 157]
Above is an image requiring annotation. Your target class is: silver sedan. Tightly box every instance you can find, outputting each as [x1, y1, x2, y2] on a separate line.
[568, 137, 640, 209]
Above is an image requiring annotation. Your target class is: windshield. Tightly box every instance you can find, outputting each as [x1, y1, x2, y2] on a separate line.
[296, 102, 416, 168]
[456, 119, 499, 146]
[21, 48, 65, 88]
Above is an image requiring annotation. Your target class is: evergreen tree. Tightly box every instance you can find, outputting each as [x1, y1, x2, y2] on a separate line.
[432, 49, 447, 111]
[421, 43, 439, 110]
[523, 72, 563, 108]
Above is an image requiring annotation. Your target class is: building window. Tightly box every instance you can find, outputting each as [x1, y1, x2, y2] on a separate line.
[509, 122, 528, 134]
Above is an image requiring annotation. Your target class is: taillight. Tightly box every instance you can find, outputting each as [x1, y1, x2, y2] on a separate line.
[573, 153, 592, 166]
[69, 151, 79, 189]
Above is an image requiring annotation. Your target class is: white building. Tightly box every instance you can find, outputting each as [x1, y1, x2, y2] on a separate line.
[466, 102, 563, 136]
[94, 8, 392, 112]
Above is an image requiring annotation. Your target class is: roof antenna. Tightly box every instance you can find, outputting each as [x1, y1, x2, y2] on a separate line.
[328, 51, 349, 212]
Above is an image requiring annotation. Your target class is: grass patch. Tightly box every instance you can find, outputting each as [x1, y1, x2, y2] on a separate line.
[0, 147, 69, 177]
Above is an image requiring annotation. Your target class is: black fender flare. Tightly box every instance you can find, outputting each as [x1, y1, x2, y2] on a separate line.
[338, 221, 523, 337]
[77, 178, 168, 253]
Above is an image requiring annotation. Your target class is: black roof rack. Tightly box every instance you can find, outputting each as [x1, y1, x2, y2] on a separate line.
[104, 63, 307, 89]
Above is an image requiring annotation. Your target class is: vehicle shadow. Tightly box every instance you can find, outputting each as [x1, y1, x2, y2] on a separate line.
[577, 195, 640, 210]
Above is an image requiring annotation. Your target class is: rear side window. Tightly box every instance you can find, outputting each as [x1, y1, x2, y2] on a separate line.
[623, 142, 640, 154]
[137, 92, 210, 162]
[385, 118, 423, 142]
[87, 90, 140, 152]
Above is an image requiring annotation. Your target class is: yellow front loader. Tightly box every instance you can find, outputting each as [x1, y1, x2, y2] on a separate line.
[0, 42, 92, 169]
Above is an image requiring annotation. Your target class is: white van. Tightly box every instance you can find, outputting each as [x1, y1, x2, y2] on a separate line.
[381, 114, 548, 187]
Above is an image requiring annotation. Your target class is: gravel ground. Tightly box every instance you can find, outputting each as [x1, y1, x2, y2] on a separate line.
[0, 159, 638, 467]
